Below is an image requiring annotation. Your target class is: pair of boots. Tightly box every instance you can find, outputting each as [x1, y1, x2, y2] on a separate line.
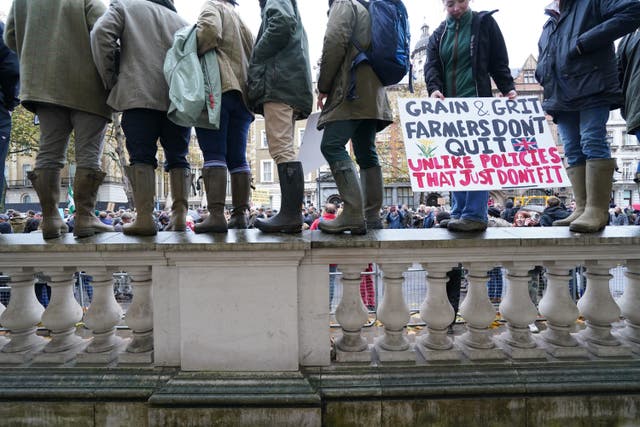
[123, 165, 193, 236]
[318, 160, 383, 235]
[553, 159, 616, 233]
[195, 167, 251, 233]
[29, 168, 113, 239]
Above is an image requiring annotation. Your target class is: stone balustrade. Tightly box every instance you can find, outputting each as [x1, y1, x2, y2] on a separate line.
[0, 227, 639, 370]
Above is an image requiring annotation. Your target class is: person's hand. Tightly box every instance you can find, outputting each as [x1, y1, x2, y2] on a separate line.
[430, 90, 445, 100]
[502, 90, 517, 99]
[317, 92, 328, 110]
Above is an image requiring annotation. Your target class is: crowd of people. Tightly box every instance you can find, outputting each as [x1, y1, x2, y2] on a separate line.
[1, 0, 640, 239]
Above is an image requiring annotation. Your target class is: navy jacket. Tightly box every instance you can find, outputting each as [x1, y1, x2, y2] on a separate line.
[536, 0, 640, 115]
[425, 10, 515, 97]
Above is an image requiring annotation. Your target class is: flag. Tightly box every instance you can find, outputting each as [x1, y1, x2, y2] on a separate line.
[511, 137, 539, 152]
[67, 184, 75, 214]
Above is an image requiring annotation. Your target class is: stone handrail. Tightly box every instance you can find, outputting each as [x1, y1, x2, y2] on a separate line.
[0, 227, 638, 369]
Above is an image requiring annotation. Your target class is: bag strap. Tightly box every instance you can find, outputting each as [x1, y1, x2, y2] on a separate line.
[347, 0, 369, 100]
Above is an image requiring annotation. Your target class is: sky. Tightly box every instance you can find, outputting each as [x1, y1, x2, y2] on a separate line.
[0, 0, 549, 69]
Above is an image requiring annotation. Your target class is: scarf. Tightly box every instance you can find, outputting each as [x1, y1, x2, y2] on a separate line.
[145, 0, 177, 13]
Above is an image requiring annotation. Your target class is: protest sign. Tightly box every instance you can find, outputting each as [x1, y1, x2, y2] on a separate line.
[398, 97, 570, 192]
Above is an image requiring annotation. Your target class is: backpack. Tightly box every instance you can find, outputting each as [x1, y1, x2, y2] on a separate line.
[348, 0, 412, 100]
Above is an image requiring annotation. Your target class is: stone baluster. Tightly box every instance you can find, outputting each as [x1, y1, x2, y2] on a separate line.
[618, 260, 640, 354]
[0, 268, 47, 363]
[334, 264, 371, 363]
[34, 268, 87, 364]
[577, 261, 631, 357]
[374, 263, 413, 362]
[77, 268, 126, 364]
[497, 263, 546, 360]
[457, 263, 505, 360]
[120, 267, 154, 364]
[537, 262, 587, 358]
[416, 263, 461, 362]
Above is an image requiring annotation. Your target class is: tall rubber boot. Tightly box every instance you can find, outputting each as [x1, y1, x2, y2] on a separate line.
[123, 164, 157, 236]
[195, 167, 228, 233]
[228, 172, 251, 229]
[28, 169, 68, 239]
[165, 168, 191, 231]
[254, 162, 304, 234]
[360, 165, 383, 230]
[73, 168, 114, 237]
[570, 159, 617, 233]
[319, 160, 366, 235]
[553, 164, 586, 226]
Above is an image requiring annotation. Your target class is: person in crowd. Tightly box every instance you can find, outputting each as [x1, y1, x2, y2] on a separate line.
[23, 211, 41, 233]
[385, 205, 404, 229]
[0, 21, 18, 210]
[193, 0, 255, 233]
[423, 206, 436, 229]
[0, 213, 12, 233]
[501, 200, 518, 224]
[539, 196, 570, 226]
[610, 206, 629, 225]
[513, 211, 540, 227]
[315, 0, 392, 235]
[488, 206, 511, 227]
[446, 264, 465, 334]
[435, 210, 451, 228]
[91, 0, 190, 236]
[537, 0, 640, 232]
[5, 0, 113, 239]
[114, 212, 132, 232]
[425, 0, 515, 232]
[618, 28, 640, 145]
[310, 203, 337, 230]
[247, 0, 313, 233]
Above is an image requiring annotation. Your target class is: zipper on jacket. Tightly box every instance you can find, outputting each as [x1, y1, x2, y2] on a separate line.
[452, 21, 460, 97]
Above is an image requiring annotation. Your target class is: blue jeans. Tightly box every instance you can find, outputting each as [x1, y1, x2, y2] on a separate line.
[555, 106, 610, 167]
[195, 91, 253, 174]
[121, 109, 191, 171]
[450, 191, 489, 222]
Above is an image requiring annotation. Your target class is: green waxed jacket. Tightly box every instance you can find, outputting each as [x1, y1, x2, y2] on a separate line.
[247, 0, 313, 119]
[317, 0, 392, 131]
[4, 0, 111, 120]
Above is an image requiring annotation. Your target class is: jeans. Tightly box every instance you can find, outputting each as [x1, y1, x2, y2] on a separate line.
[320, 119, 379, 168]
[555, 106, 611, 167]
[195, 91, 253, 174]
[121, 109, 190, 171]
[450, 191, 489, 222]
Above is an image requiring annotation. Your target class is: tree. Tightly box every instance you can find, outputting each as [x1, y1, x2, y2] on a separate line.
[8, 105, 39, 156]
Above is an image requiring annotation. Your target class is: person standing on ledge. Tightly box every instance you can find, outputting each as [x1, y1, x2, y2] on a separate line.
[424, 0, 516, 232]
[537, 0, 640, 233]
[247, 0, 313, 234]
[316, 0, 393, 235]
[5, 0, 113, 239]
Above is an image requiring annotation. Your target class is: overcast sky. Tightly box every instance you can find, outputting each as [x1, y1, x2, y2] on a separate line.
[0, 0, 548, 69]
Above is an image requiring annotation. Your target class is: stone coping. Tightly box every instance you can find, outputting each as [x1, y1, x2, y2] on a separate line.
[0, 361, 639, 404]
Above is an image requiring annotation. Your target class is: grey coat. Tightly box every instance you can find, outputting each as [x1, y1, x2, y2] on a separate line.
[4, 0, 111, 119]
[90, 0, 188, 112]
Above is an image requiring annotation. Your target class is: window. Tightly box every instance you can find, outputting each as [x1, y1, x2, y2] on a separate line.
[623, 190, 632, 207]
[523, 70, 537, 84]
[298, 129, 305, 147]
[606, 131, 614, 146]
[22, 164, 32, 186]
[396, 187, 413, 209]
[260, 130, 269, 149]
[21, 194, 31, 204]
[627, 133, 638, 146]
[261, 160, 274, 183]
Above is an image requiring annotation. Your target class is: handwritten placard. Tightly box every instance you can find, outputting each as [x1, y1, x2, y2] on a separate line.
[398, 97, 569, 192]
